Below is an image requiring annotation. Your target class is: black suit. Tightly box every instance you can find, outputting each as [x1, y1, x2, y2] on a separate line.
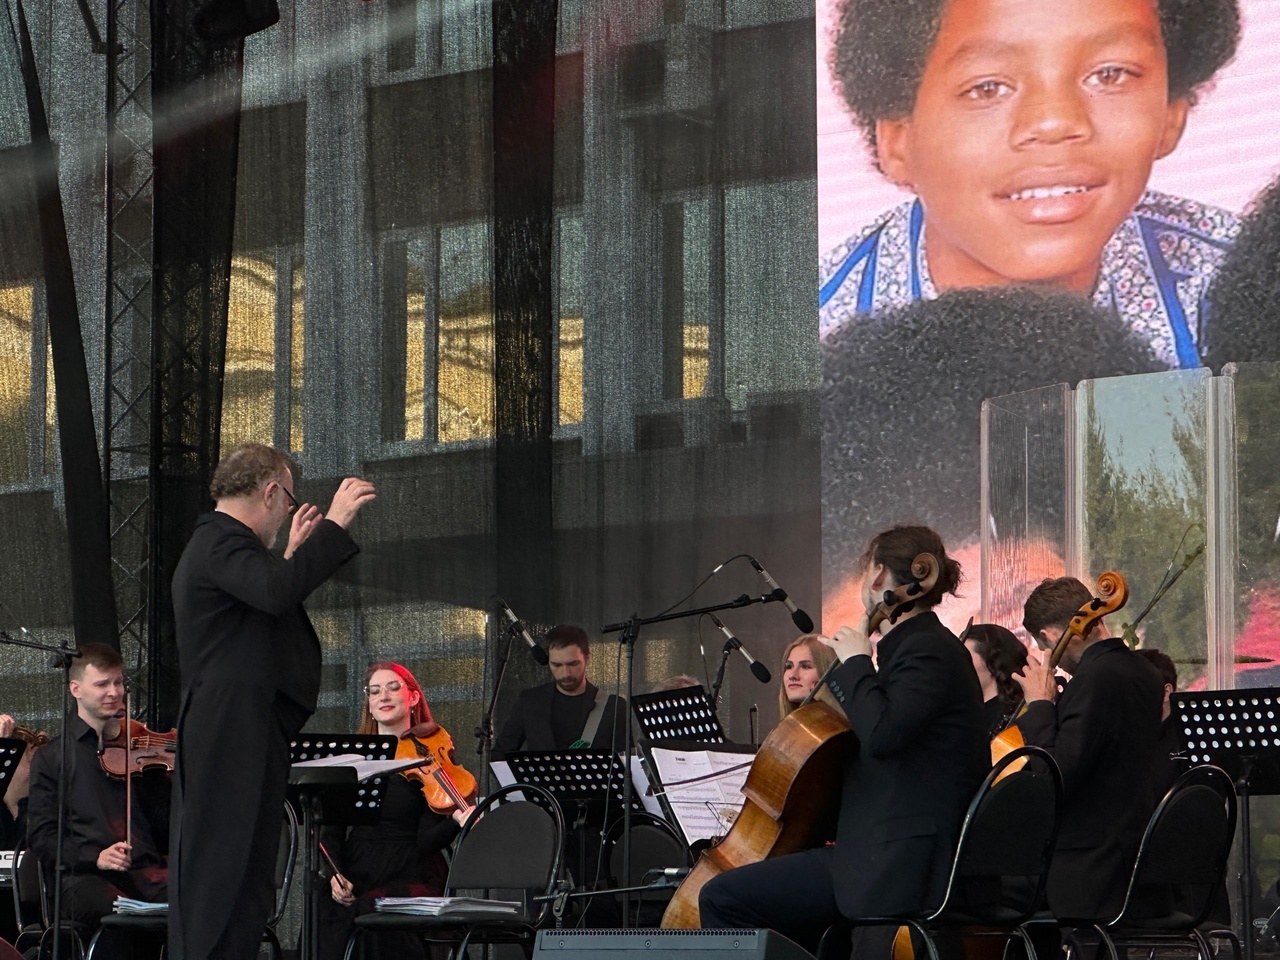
[699, 612, 988, 948]
[1015, 637, 1164, 920]
[491, 681, 628, 760]
[169, 511, 359, 960]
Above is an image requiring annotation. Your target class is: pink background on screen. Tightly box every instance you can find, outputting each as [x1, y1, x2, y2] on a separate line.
[816, 0, 1280, 252]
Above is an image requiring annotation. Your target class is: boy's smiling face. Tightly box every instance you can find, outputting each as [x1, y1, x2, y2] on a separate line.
[875, 0, 1189, 294]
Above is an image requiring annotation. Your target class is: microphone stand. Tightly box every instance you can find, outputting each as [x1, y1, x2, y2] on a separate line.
[475, 616, 522, 794]
[709, 641, 734, 727]
[601, 589, 793, 928]
[0, 628, 79, 960]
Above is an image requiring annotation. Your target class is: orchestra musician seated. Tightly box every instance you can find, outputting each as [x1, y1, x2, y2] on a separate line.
[27, 643, 169, 952]
[698, 526, 988, 953]
[777, 634, 838, 719]
[318, 661, 470, 960]
[960, 623, 1028, 740]
[1012, 577, 1164, 922]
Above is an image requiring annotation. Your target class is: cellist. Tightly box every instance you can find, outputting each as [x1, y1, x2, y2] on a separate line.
[1012, 576, 1164, 922]
[319, 661, 474, 960]
[698, 526, 988, 953]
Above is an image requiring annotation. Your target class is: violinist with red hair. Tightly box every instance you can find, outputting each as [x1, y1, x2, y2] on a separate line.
[318, 662, 474, 960]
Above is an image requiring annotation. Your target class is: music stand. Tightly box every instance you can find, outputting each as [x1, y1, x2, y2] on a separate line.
[288, 734, 399, 960]
[0, 738, 27, 799]
[506, 750, 642, 896]
[631, 686, 725, 746]
[1171, 689, 1280, 960]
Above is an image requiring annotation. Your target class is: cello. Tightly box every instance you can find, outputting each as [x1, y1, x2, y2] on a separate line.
[661, 553, 940, 928]
[990, 570, 1129, 771]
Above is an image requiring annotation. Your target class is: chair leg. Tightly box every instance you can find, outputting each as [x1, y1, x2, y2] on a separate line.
[83, 927, 103, 960]
[342, 925, 361, 960]
[1010, 925, 1041, 960]
[906, 922, 942, 960]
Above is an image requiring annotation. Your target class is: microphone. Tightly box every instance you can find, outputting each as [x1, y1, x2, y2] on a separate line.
[494, 596, 548, 665]
[644, 866, 691, 880]
[710, 615, 771, 684]
[749, 557, 814, 633]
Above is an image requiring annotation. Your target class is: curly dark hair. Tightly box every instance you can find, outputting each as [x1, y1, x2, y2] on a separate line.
[965, 623, 1028, 704]
[859, 525, 962, 610]
[830, 0, 1241, 164]
[1204, 175, 1280, 369]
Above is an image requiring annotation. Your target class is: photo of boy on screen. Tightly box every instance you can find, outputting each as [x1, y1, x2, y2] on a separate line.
[818, 0, 1242, 370]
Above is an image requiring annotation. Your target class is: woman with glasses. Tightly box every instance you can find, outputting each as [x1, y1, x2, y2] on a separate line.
[318, 662, 472, 960]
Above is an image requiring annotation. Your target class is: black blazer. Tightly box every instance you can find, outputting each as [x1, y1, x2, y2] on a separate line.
[825, 611, 989, 918]
[492, 681, 628, 761]
[1016, 637, 1164, 920]
[172, 511, 359, 714]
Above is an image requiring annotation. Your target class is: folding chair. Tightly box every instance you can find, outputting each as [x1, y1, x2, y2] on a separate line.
[344, 782, 565, 960]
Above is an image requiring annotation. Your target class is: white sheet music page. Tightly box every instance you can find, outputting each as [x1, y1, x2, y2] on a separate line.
[650, 746, 753, 845]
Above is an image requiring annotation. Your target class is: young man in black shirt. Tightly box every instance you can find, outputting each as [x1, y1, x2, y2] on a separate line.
[492, 625, 628, 759]
[27, 643, 169, 938]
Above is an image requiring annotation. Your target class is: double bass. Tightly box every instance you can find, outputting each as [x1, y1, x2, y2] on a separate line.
[661, 553, 940, 928]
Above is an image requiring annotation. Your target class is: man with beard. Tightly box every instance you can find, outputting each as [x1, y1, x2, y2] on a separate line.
[492, 625, 627, 760]
[169, 442, 375, 960]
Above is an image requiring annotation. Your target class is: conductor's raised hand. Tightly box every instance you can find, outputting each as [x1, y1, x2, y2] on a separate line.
[284, 504, 323, 560]
[327, 478, 376, 529]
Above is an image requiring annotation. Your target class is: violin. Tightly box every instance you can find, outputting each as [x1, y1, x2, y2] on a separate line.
[98, 719, 177, 778]
[990, 570, 1129, 771]
[397, 722, 478, 817]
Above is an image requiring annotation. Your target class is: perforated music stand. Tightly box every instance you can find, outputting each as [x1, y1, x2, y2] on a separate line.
[0, 738, 27, 798]
[507, 750, 643, 894]
[631, 686, 725, 746]
[1172, 689, 1280, 960]
[288, 733, 399, 960]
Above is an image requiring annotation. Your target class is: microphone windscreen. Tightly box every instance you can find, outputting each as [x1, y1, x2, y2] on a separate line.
[791, 608, 815, 634]
[750, 661, 772, 684]
[529, 644, 549, 666]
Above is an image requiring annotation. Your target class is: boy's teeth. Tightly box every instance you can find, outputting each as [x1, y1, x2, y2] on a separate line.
[1010, 185, 1088, 201]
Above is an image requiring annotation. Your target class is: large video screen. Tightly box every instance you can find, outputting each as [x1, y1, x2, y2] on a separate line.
[817, 0, 1280, 631]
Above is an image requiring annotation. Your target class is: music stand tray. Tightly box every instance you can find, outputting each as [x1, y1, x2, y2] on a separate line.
[631, 686, 725, 746]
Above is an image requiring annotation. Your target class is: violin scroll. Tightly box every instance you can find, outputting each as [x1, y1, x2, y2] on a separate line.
[1047, 570, 1129, 670]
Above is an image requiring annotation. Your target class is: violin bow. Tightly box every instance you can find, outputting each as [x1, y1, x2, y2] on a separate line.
[123, 683, 132, 854]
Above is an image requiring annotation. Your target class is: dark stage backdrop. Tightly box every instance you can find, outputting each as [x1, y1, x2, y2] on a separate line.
[0, 0, 821, 756]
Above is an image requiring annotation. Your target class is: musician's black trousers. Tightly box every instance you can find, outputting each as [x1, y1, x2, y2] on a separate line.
[699, 848, 841, 953]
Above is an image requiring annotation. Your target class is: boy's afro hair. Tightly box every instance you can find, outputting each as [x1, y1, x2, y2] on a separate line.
[1204, 175, 1280, 370]
[820, 286, 1166, 587]
[830, 0, 1241, 163]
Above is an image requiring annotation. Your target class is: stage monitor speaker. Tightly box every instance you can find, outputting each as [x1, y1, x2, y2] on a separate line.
[534, 928, 813, 959]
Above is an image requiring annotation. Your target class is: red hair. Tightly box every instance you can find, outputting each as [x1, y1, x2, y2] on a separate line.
[357, 661, 433, 734]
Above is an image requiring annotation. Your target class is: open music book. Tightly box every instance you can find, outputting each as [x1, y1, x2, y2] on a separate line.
[374, 896, 523, 916]
[649, 744, 754, 846]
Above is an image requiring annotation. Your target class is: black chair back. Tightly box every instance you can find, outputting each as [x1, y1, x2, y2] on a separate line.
[11, 840, 43, 943]
[933, 744, 1063, 924]
[1110, 764, 1236, 928]
[267, 800, 299, 928]
[446, 783, 564, 909]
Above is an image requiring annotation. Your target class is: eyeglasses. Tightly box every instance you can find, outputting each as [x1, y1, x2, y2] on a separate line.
[364, 680, 404, 698]
[279, 484, 300, 516]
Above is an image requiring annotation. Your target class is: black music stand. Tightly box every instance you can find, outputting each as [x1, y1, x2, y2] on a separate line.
[0, 738, 27, 800]
[1172, 689, 1280, 960]
[631, 686, 725, 746]
[288, 733, 402, 960]
[506, 750, 642, 895]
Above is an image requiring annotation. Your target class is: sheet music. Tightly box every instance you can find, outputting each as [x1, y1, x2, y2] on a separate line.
[292, 754, 425, 782]
[650, 746, 753, 846]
